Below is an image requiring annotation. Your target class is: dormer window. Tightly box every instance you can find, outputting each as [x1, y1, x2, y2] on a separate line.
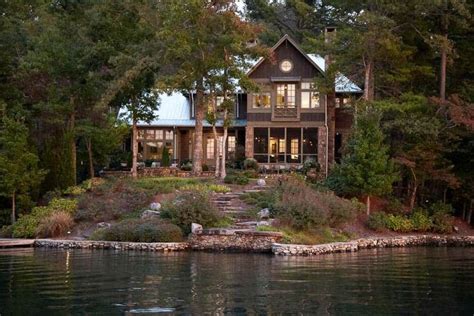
[280, 59, 293, 73]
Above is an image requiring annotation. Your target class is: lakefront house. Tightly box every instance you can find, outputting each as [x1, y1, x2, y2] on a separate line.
[129, 33, 362, 176]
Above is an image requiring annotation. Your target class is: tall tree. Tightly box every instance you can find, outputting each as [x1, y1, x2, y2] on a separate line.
[326, 106, 398, 214]
[0, 113, 45, 224]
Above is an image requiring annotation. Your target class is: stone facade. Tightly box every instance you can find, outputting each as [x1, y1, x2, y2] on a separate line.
[317, 126, 327, 175]
[34, 239, 189, 252]
[245, 126, 254, 158]
[189, 229, 283, 252]
[272, 235, 474, 256]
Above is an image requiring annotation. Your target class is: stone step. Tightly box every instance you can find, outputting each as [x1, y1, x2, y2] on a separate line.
[242, 189, 264, 194]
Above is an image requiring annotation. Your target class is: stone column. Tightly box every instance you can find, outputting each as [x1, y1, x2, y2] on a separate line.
[245, 126, 254, 158]
[318, 127, 327, 177]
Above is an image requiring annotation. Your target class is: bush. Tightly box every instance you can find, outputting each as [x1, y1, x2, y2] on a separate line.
[91, 219, 183, 242]
[385, 214, 414, 232]
[384, 197, 405, 214]
[326, 194, 361, 227]
[367, 212, 389, 231]
[202, 164, 209, 172]
[161, 147, 170, 167]
[243, 158, 259, 171]
[180, 160, 193, 171]
[302, 158, 321, 174]
[0, 225, 13, 238]
[36, 211, 74, 238]
[431, 211, 454, 233]
[160, 190, 222, 234]
[12, 198, 77, 238]
[410, 209, 432, 232]
[181, 183, 231, 193]
[224, 174, 249, 185]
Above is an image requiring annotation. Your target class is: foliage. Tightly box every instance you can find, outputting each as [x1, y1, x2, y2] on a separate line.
[410, 209, 432, 232]
[243, 158, 259, 171]
[0, 225, 13, 238]
[90, 219, 183, 242]
[161, 146, 170, 167]
[224, 174, 250, 185]
[257, 225, 352, 245]
[160, 190, 222, 234]
[302, 158, 321, 174]
[36, 211, 74, 238]
[385, 214, 414, 233]
[240, 190, 278, 211]
[180, 183, 231, 194]
[12, 198, 77, 238]
[367, 212, 389, 232]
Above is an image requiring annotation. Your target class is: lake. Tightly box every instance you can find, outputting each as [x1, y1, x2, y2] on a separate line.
[1, 247, 473, 315]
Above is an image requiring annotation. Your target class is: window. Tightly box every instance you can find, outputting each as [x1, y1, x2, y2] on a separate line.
[286, 128, 301, 163]
[280, 60, 293, 72]
[303, 128, 318, 162]
[301, 82, 319, 108]
[206, 138, 215, 159]
[254, 128, 269, 163]
[227, 136, 236, 156]
[252, 93, 271, 108]
[269, 128, 285, 163]
[165, 130, 173, 140]
[276, 84, 296, 108]
[138, 129, 174, 161]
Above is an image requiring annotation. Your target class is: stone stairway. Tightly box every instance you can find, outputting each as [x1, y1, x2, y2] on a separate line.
[211, 185, 268, 230]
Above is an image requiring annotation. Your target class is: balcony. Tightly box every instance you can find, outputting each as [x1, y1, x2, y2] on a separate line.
[273, 106, 298, 120]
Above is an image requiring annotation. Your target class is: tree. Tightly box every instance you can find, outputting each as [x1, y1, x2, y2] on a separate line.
[157, 0, 266, 175]
[0, 114, 45, 224]
[326, 107, 398, 214]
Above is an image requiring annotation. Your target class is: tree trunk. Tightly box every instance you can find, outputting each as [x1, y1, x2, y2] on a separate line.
[212, 125, 219, 178]
[69, 111, 77, 185]
[439, 40, 447, 101]
[468, 200, 473, 225]
[131, 117, 138, 178]
[462, 202, 466, 220]
[193, 88, 204, 176]
[11, 191, 16, 224]
[86, 137, 94, 178]
[408, 167, 417, 210]
[366, 195, 371, 216]
[363, 58, 375, 101]
[221, 126, 228, 179]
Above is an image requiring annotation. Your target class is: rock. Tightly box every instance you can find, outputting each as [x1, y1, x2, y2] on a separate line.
[149, 202, 161, 211]
[256, 179, 266, 187]
[141, 210, 161, 219]
[453, 226, 459, 232]
[97, 222, 111, 229]
[191, 223, 203, 234]
[257, 208, 270, 219]
[257, 221, 270, 227]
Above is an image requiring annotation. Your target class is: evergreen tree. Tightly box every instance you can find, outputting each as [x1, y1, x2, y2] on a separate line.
[0, 113, 45, 224]
[327, 107, 398, 214]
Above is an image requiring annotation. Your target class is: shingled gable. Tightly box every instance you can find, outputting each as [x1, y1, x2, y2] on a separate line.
[246, 34, 325, 78]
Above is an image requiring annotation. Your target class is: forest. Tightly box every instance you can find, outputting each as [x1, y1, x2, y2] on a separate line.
[0, 0, 473, 228]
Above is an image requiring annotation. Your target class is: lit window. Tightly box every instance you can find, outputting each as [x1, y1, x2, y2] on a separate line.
[276, 84, 296, 108]
[206, 138, 215, 159]
[253, 93, 271, 108]
[146, 130, 155, 139]
[290, 138, 299, 159]
[301, 82, 319, 108]
[227, 136, 236, 155]
[156, 130, 163, 139]
[280, 60, 293, 72]
[165, 130, 173, 140]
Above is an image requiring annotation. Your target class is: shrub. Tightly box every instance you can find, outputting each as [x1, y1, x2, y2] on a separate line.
[224, 174, 249, 185]
[91, 219, 183, 242]
[410, 209, 432, 232]
[63, 185, 86, 196]
[202, 164, 209, 172]
[242, 169, 259, 179]
[243, 158, 259, 171]
[384, 197, 405, 214]
[240, 190, 277, 211]
[160, 190, 221, 234]
[180, 161, 193, 171]
[161, 147, 170, 167]
[302, 158, 321, 174]
[326, 194, 361, 227]
[385, 214, 413, 232]
[0, 225, 13, 238]
[12, 198, 77, 238]
[367, 212, 389, 231]
[181, 183, 231, 193]
[431, 211, 454, 233]
[36, 211, 74, 238]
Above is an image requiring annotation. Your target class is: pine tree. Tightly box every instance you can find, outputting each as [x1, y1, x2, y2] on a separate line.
[326, 107, 398, 215]
[0, 114, 45, 224]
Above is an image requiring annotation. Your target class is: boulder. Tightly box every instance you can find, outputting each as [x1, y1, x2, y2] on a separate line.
[191, 223, 203, 234]
[141, 210, 161, 219]
[257, 221, 270, 227]
[453, 226, 459, 232]
[149, 202, 161, 211]
[97, 222, 111, 229]
[256, 179, 266, 187]
[257, 208, 270, 219]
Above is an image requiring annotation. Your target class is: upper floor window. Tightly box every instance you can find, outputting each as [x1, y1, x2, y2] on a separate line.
[301, 82, 319, 109]
[252, 92, 271, 109]
[280, 59, 293, 72]
[276, 84, 296, 108]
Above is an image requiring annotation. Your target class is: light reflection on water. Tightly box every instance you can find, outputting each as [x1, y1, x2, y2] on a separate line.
[0, 247, 473, 315]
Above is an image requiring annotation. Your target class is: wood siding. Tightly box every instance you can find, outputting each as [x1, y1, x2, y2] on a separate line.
[301, 112, 325, 122]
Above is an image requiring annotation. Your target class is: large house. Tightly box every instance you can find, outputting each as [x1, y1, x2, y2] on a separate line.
[131, 33, 362, 175]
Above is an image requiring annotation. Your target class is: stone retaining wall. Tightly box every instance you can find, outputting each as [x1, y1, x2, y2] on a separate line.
[272, 235, 474, 256]
[34, 239, 189, 252]
[189, 229, 284, 252]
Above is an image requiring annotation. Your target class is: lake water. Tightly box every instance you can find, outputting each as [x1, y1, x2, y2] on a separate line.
[0, 247, 473, 315]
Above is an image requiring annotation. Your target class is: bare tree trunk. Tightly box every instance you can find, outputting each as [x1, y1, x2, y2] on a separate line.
[11, 191, 16, 224]
[468, 200, 473, 225]
[366, 195, 371, 216]
[409, 167, 417, 210]
[69, 110, 77, 185]
[462, 202, 466, 220]
[363, 58, 375, 101]
[440, 0, 448, 101]
[131, 117, 138, 178]
[212, 125, 219, 178]
[193, 88, 204, 176]
[86, 137, 94, 178]
[221, 126, 228, 179]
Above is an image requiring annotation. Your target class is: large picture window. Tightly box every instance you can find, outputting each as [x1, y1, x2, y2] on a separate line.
[276, 84, 296, 108]
[253, 127, 318, 164]
[138, 128, 174, 162]
[252, 93, 271, 109]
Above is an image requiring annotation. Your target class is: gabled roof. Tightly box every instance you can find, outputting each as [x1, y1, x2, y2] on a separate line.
[246, 34, 325, 76]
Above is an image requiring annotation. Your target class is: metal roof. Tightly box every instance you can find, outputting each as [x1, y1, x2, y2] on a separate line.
[307, 54, 363, 93]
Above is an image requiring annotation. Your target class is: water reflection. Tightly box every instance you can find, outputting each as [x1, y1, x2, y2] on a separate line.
[0, 248, 473, 315]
